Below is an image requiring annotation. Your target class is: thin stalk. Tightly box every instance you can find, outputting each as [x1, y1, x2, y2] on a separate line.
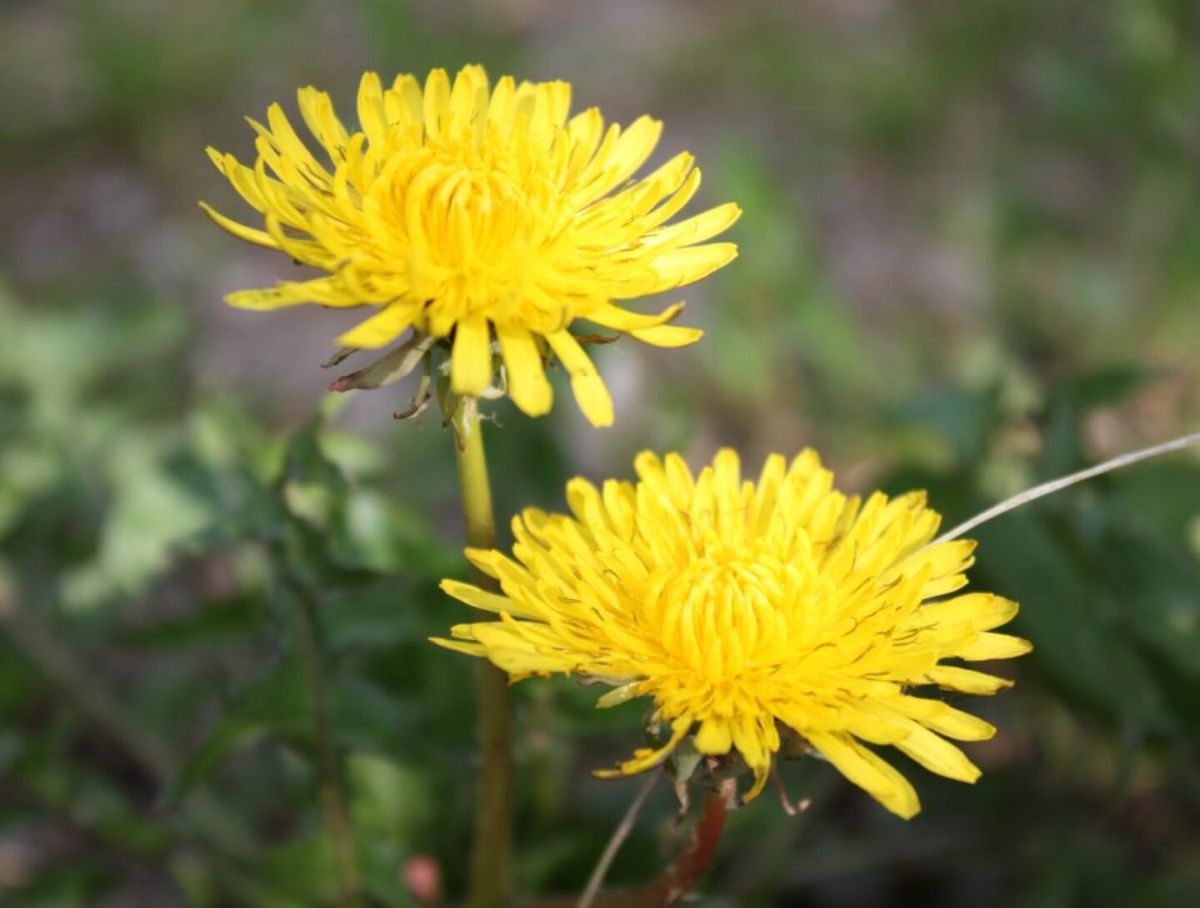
[534, 780, 731, 908]
[577, 773, 660, 908]
[450, 395, 513, 908]
[286, 576, 361, 907]
[932, 429, 1200, 545]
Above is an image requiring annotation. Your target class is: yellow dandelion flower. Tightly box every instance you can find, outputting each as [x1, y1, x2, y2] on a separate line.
[435, 448, 1031, 819]
[202, 65, 740, 426]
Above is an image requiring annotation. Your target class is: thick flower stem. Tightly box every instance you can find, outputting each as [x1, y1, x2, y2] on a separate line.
[285, 576, 361, 908]
[451, 395, 513, 908]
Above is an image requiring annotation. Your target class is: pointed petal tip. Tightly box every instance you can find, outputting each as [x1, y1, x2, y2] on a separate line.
[224, 288, 285, 311]
[631, 324, 703, 348]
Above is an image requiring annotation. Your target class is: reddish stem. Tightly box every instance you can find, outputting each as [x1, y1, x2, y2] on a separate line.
[528, 781, 731, 908]
[650, 785, 729, 905]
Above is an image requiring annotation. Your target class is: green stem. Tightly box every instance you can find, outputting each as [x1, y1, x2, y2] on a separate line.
[576, 774, 660, 908]
[286, 576, 361, 908]
[450, 395, 513, 908]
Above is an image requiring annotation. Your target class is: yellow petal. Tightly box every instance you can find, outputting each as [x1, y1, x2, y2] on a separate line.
[423, 68, 451, 137]
[565, 107, 605, 175]
[958, 632, 1033, 662]
[224, 276, 345, 311]
[912, 540, 977, 596]
[296, 87, 350, 161]
[843, 710, 910, 746]
[645, 202, 742, 248]
[595, 682, 645, 709]
[584, 301, 686, 332]
[356, 71, 387, 146]
[730, 715, 772, 778]
[630, 323, 703, 348]
[581, 301, 703, 348]
[917, 593, 1020, 633]
[451, 315, 493, 396]
[890, 696, 996, 741]
[206, 148, 268, 210]
[594, 715, 691, 778]
[807, 731, 921, 819]
[477, 647, 572, 678]
[228, 276, 363, 311]
[576, 116, 662, 203]
[199, 202, 276, 249]
[386, 74, 423, 126]
[497, 325, 552, 417]
[468, 623, 576, 675]
[448, 65, 489, 136]
[337, 305, 418, 349]
[639, 166, 702, 231]
[428, 636, 487, 657]
[264, 102, 327, 181]
[536, 80, 571, 130]
[546, 331, 614, 427]
[694, 719, 733, 755]
[744, 765, 772, 802]
[894, 724, 981, 783]
[646, 243, 738, 291]
[438, 579, 544, 621]
[462, 548, 509, 581]
[926, 665, 1013, 695]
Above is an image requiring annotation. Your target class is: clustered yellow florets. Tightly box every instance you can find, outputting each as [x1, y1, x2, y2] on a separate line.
[437, 449, 1031, 818]
[202, 65, 740, 426]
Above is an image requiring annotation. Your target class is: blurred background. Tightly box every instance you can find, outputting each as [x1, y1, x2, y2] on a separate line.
[3, 1, 1200, 905]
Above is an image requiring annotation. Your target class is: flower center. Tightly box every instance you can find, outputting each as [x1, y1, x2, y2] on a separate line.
[648, 549, 816, 680]
[377, 137, 568, 331]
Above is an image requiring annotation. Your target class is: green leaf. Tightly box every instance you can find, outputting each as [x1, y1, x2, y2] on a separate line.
[324, 584, 421, 652]
[892, 384, 1001, 467]
[121, 596, 258, 650]
[975, 512, 1168, 731]
[170, 658, 310, 803]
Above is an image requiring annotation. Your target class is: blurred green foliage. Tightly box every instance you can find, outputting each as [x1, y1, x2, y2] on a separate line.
[2, 1, 1200, 906]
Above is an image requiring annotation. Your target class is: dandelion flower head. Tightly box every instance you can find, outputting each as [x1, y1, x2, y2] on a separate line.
[202, 65, 740, 426]
[437, 448, 1031, 818]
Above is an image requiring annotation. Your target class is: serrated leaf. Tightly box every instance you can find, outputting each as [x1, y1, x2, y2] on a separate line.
[169, 658, 309, 803]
